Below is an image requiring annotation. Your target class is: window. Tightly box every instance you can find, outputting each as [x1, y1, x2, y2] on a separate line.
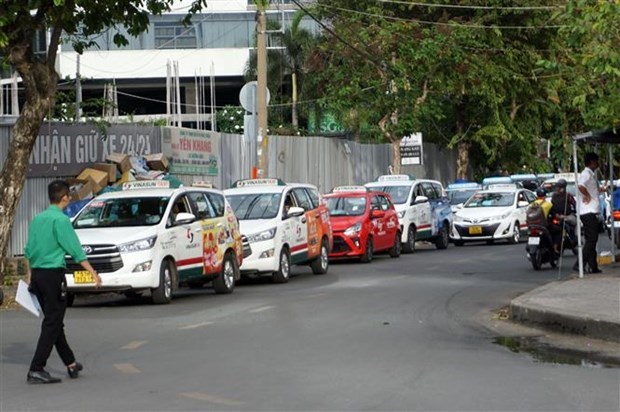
[154, 23, 197, 49]
[378, 195, 391, 211]
[305, 188, 320, 209]
[205, 192, 226, 217]
[292, 188, 313, 211]
[187, 192, 216, 220]
[431, 183, 445, 199]
[370, 196, 381, 210]
[421, 182, 437, 199]
[169, 195, 192, 225]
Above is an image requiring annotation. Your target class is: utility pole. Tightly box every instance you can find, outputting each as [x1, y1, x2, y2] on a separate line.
[75, 54, 82, 122]
[256, 3, 268, 177]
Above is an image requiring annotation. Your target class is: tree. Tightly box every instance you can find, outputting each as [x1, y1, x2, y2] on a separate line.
[311, 0, 567, 177]
[245, 11, 318, 130]
[0, 0, 206, 270]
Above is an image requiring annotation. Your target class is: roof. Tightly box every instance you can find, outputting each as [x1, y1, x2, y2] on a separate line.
[572, 128, 620, 144]
[224, 182, 316, 195]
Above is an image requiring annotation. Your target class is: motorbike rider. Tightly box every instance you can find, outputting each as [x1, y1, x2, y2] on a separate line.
[549, 179, 577, 254]
[532, 188, 553, 219]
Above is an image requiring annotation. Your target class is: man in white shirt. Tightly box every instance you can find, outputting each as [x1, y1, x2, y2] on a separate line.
[577, 152, 605, 273]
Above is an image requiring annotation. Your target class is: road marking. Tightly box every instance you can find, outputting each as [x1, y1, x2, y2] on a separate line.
[180, 392, 245, 407]
[121, 340, 148, 350]
[179, 321, 214, 330]
[248, 305, 275, 313]
[305, 293, 327, 298]
[114, 363, 141, 374]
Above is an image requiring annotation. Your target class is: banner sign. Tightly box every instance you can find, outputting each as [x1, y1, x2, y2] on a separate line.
[27, 123, 161, 177]
[400, 133, 423, 166]
[163, 127, 220, 176]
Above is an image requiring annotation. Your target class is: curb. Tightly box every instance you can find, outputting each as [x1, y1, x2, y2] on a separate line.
[511, 297, 620, 344]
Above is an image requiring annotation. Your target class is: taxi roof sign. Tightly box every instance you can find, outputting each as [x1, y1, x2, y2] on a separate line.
[447, 182, 480, 190]
[482, 176, 512, 186]
[487, 183, 518, 190]
[233, 178, 286, 188]
[192, 181, 214, 188]
[332, 185, 367, 193]
[122, 180, 170, 191]
[377, 174, 413, 182]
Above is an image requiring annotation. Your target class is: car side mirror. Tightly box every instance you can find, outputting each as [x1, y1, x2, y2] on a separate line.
[517, 201, 529, 208]
[175, 212, 196, 224]
[286, 206, 305, 218]
[371, 209, 385, 219]
[414, 195, 429, 205]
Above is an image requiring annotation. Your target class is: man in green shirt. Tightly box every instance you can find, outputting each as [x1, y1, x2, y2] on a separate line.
[25, 180, 101, 384]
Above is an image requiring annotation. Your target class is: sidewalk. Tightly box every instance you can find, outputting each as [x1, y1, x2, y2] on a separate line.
[511, 262, 620, 343]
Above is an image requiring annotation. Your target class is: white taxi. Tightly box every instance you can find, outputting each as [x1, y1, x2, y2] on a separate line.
[365, 175, 453, 253]
[451, 187, 536, 246]
[224, 179, 333, 283]
[66, 180, 244, 304]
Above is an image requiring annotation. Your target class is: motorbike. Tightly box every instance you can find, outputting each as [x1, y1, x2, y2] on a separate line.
[549, 214, 578, 256]
[607, 209, 620, 249]
[526, 223, 557, 270]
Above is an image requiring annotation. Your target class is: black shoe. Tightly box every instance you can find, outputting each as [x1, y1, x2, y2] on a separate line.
[590, 268, 603, 274]
[27, 370, 62, 384]
[67, 362, 83, 379]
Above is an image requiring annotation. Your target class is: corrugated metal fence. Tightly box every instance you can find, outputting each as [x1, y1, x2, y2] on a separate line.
[1, 124, 455, 255]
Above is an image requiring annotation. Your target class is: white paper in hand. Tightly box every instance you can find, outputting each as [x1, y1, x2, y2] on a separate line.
[16, 280, 42, 317]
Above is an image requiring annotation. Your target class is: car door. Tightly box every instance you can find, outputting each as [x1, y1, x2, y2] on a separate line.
[411, 183, 432, 238]
[188, 191, 226, 275]
[166, 194, 202, 281]
[369, 195, 387, 250]
[292, 188, 316, 261]
[377, 194, 397, 250]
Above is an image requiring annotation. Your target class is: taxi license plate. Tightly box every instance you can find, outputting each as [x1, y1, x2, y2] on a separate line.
[468, 226, 483, 235]
[528, 237, 540, 246]
[73, 270, 94, 284]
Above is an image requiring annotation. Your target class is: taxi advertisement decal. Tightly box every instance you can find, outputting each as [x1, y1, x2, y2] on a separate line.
[306, 211, 324, 258]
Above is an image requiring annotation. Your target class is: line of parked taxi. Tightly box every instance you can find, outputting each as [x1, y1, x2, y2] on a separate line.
[64, 175, 453, 305]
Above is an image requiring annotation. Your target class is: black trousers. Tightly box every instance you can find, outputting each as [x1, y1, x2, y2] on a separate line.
[29, 268, 76, 371]
[580, 213, 600, 272]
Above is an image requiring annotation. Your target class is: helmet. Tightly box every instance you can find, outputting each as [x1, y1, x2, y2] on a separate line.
[556, 178, 567, 189]
[536, 188, 546, 198]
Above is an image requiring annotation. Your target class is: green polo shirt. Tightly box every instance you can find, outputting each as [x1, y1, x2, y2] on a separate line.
[24, 205, 87, 269]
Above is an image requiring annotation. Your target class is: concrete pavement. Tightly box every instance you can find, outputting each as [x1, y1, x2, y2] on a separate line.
[511, 262, 620, 343]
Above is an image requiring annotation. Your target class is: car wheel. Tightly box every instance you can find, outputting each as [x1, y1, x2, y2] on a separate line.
[360, 237, 374, 263]
[509, 223, 520, 244]
[272, 248, 291, 284]
[388, 231, 402, 258]
[152, 260, 174, 304]
[213, 252, 236, 294]
[435, 223, 450, 250]
[403, 226, 416, 253]
[311, 238, 329, 275]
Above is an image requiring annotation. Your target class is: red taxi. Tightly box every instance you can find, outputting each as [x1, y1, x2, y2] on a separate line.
[324, 186, 401, 262]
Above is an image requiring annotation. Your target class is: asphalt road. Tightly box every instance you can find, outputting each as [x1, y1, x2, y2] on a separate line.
[1, 240, 619, 411]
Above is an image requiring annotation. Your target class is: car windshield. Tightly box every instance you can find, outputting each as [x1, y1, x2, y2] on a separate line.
[73, 197, 170, 228]
[368, 185, 410, 204]
[448, 190, 478, 205]
[227, 193, 282, 220]
[325, 196, 367, 216]
[465, 192, 515, 208]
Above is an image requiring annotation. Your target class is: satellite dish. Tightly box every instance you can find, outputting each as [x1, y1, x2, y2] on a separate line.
[239, 81, 270, 114]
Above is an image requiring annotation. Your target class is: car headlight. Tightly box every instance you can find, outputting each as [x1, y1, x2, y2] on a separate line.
[453, 215, 465, 223]
[119, 236, 157, 253]
[344, 222, 363, 237]
[397, 211, 405, 218]
[246, 227, 277, 243]
[491, 212, 512, 222]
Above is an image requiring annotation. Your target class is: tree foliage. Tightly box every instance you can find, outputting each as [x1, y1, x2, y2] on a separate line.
[0, 0, 206, 267]
[308, 0, 587, 177]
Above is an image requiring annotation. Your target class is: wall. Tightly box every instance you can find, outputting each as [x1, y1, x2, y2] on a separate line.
[1, 124, 456, 255]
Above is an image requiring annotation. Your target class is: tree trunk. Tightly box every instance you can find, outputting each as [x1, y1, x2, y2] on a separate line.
[456, 140, 470, 180]
[291, 71, 298, 129]
[0, 59, 59, 276]
[391, 139, 401, 175]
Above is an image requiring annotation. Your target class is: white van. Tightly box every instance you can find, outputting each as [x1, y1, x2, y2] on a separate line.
[365, 175, 453, 253]
[224, 179, 333, 283]
[66, 181, 244, 304]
